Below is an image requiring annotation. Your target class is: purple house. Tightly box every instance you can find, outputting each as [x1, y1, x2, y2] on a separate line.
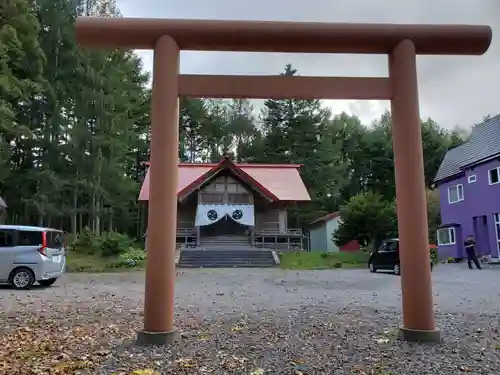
[434, 114, 500, 262]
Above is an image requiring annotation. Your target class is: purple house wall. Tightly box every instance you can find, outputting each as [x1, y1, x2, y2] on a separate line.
[434, 115, 500, 261]
[437, 161, 500, 260]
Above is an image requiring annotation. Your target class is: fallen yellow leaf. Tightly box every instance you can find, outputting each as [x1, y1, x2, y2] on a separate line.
[176, 358, 196, 368]
[54, 361, 89, 370]
[250, 368, 265, 375]
[131, 370, 160, 375]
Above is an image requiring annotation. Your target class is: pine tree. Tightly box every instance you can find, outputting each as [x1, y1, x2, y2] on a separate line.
[179, 97, 208, 162]
[0, 0, 46, 222]
[259, 64, 347, 224]
[227, 99, 261, 163]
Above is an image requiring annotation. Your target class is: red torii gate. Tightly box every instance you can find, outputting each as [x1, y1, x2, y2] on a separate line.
[75, 17, 492, 345]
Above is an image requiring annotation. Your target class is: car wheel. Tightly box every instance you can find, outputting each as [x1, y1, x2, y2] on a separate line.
[10, 268, 35, 290]
[38, 278, 57, 287]
[394, 264, 401, 275]
[368, 262, 376, 273]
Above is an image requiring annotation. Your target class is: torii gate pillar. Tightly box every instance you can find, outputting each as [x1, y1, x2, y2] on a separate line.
[136, 35, 180, 345]
[390, 39, 439, 341]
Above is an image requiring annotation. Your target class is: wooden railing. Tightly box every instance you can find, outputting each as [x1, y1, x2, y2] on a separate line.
[254, 228, 303, 236]
[178, 220, 194, 228]
[177, 227, 196, 235]
[257, 221, 279, 229]
[175, 227, 303, 237]
[177, 221, 196, 236]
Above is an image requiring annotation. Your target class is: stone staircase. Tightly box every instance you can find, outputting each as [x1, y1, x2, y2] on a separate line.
[178, 234, 277, 268]
[199, 234, 249, 249]
[178, 248, 276, 268]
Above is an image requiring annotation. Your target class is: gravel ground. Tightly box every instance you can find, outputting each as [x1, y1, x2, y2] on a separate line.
[1, 264, 500, 374]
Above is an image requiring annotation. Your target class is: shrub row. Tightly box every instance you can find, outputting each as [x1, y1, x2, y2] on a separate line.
[67, 228, 146, 268]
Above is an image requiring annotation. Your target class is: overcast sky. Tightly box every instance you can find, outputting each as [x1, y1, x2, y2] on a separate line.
[115, 0, 499, 130]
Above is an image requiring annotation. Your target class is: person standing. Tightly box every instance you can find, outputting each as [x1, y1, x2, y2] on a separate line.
[464, 235, 482, 270]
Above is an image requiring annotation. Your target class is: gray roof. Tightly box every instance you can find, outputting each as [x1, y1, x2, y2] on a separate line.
[434, 114, 500, 183]
[0, 196, 5, 209]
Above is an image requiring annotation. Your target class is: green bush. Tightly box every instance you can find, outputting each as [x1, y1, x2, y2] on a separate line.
[69, 227, 97, 254]
[66, 247, 145, 273]
[99, 231, 134, 257]
[68, 229, 135, 257]
[117, 248, 146, 268]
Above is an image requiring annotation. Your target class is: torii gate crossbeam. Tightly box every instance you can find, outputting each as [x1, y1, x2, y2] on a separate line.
[75, 17, 492, 345]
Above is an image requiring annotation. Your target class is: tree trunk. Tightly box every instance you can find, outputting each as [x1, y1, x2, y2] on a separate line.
[72, 187, 78, 234]
[108, 209, 113, 232]
[91, 190, 96, 233]
[95, 197, 101, 236]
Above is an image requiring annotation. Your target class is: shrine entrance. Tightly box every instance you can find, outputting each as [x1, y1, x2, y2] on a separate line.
[200, 216, 247, 237]
[75, 17, 492, 345]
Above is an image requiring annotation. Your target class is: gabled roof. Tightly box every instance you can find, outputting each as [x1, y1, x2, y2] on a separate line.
[138, 158, 311, 202]
[434, 114, 500, 183]
[177, 158, 278, 201]
[310, 211, 341, 225]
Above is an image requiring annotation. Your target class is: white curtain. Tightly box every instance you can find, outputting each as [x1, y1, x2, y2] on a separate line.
[195, 204, 227, 227]
[227, 204, 255, 227]
[195, 204, 255, 227]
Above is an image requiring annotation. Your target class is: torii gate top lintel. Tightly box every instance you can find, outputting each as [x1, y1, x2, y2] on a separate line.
[75, 17, 492, 55]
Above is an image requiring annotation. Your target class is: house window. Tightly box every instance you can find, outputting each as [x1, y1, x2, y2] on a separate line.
[447, 184, 464, 204]
[437, 227, 456, 246]
[468, 175, 477, 184]
[488, 167, 500, 185]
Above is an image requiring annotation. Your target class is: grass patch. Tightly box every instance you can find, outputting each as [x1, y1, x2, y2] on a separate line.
[279, 251, 370, 270]
[65, 252, 145, 273]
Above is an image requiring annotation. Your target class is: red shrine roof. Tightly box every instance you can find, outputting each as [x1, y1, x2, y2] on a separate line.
[138, 158, 311, 202]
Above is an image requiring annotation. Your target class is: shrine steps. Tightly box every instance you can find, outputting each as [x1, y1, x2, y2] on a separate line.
[178, 249, 276, 268]
[199, 234, 249, 247]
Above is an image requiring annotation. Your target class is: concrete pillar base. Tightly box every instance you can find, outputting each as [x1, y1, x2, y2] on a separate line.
[400, 327, 441, 343]
[136, 329, 178, 346]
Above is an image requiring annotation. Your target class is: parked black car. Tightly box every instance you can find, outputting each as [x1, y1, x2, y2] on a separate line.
[368, 238, 434, 275]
